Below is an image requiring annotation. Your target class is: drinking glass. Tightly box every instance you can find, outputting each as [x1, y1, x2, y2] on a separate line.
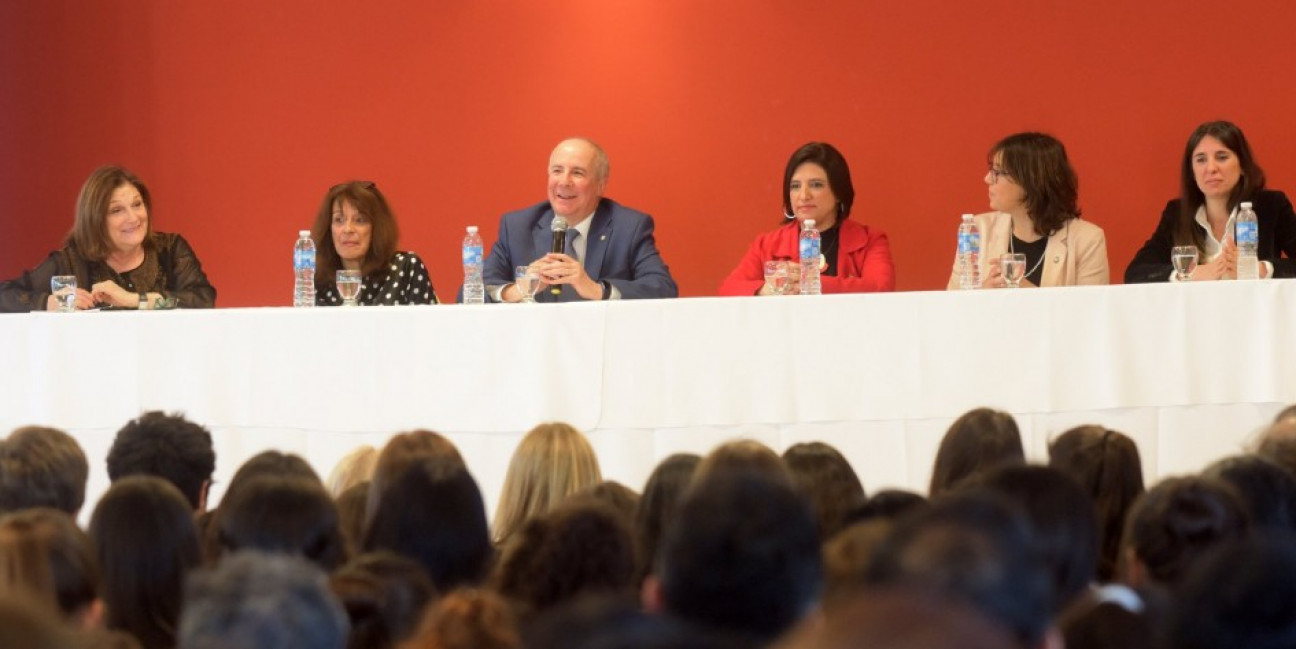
[763, 260, 789, 295]
[515, 266, 541, 303]
[50, 275, 77, 312]
[1171, 246, 1199, 281]
[336, 270, 362, 306]
[1001, 254, 1027, 288]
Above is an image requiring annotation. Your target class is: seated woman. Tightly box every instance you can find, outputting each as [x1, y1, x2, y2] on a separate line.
[1125, 121, 1296, 282]
[312, 181, 438, 305]
[719, 142, 895, 295]
[947, 132, 1109, 289]
[0, 165, 216, 311]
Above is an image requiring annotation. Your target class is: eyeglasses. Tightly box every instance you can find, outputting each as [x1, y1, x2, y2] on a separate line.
[987, 166, 1012, 183]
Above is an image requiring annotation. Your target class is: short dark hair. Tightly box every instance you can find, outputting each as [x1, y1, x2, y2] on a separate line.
[781, 142, 855, 223]
[1203, 455, 1296, 533]
[863, 491, 1053, 647]
[929, 409, 1024, 497]
[179, 551, 349, 649]
[107, 411, 216, 510]
[658, 471, 822, 641]
[633, 454, 700, 586]
[215, 476, 349, 571]
[311, 181, 401, 291]
[783, 442, 867, 540]
[89, 476, 200, 649]
[329, 552, 436, 649]
[0, 427, 89, 516]
[845, 489, 928, 527]
[1175, 121, 1267, 253]
[989, 132, 1081, 236]
[1048, 425, 1144, 582]
[1170, 533, 1296, 649]
[1124, 476, 1250, 587]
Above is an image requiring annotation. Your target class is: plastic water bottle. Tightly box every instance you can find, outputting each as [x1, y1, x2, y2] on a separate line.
[799, 219, 822, 295]
[293, 230, 316, 307]
[957, 214, 981, 289]
[1236, 201, 1259, 280]
[462, 226, 485, 304]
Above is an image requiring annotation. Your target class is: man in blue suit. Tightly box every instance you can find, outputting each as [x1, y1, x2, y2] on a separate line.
[482, 138, 678, 302]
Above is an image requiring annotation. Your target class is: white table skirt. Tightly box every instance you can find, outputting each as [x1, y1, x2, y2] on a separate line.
[2, 280, 1292, 519]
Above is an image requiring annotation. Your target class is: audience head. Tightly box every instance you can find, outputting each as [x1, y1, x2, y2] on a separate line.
[179, 551, 348, 649]
[225, 450, 321, 497]
[863, 490, 1054, 648]
[0, 426, 89, 516]
[89, 476, 201, 649]
[781, 141, 855, 226]
[1169, 533, 1296, 649]
[107, 411, 216, 511]
[326, 446, 377, 498]
[846, 488, 928, 526]
[1276, 403, 1296, 424]
[778, 587, 1017, 649]
[569, 480, 639, 527]
[1178, 121, 1266, 241]
[367, 430, 464, 526]
[0, 508, 99, 621]
[548, 138, 609, 220]
[216, 476, 348, 571]
[693, 439, 791, 486]
[524, 595, 744, 649]
[976, 465, 1099, 613]
[403, 587, 519, 649]
[494, 501, 636, 620]
[364, 461, 492, 591]
[70, 165, 153, 261]
[782, 442, 866, 539]
[986, 132, 1080, 235]
[0, 593, 83, 649]
[312, 181, 400, 287]
[1122, 475, 1250, 589]
[654, 471, 822, 642]
[1257, 418, 1296, 477]
[1048, 425, 1144, 581]
[1203, 454, 1296, 532]
[928, 408, 1024, 497]
[820, 519, 895, 609]
[335, 482, 371, 554]
[493, 422, 601, 544]
[329, 552, 436, 649]
[633, 453, 701, 585]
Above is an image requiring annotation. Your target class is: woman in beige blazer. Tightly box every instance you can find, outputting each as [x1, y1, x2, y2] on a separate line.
[947, 132, 1110, 289]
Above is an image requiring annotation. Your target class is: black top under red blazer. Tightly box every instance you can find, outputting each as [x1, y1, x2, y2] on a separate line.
[1125, 189, 1296, 283]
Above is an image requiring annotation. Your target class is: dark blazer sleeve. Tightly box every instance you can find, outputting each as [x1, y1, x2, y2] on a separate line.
[1259, 190, 1296, 278]
[1124, 200, 1179, 283]
[161, 234, 217, 308]
[481, 212, 523, 303]
[0, 249, 72, 313]
[609, 212, 678, 299]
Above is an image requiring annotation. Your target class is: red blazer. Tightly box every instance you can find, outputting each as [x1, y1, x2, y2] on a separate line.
[718, 219, 896, 295]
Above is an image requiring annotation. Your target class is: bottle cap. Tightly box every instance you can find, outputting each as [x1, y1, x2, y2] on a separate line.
[299, 230, 310, 237]
[961, 214, 974, 221]
[467, 226, 478, 234]
[804, 219, 816, 229]
[1241, 202, 1253, 210]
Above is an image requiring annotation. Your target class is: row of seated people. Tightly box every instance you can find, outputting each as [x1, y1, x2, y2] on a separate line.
[2, 120, 1294, 312]
[1, 405, 1295, 649]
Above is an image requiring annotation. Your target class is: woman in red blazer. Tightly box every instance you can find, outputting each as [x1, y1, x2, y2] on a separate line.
[718, 142, 895, 296]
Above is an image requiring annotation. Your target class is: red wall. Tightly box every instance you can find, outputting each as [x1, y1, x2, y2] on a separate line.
[4, 1, 1295, 305]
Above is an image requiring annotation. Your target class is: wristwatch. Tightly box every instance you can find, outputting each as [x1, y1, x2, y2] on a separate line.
[138, 293, 148, 310]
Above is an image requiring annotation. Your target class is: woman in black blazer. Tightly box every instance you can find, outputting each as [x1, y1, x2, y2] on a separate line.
[1125, 121, 1296, 282]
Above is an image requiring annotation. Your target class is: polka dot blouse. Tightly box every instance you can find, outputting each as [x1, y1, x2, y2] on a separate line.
[317, 252, 438, 306]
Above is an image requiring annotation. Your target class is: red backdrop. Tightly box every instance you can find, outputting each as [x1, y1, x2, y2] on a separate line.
[3, 0, 1294, 305]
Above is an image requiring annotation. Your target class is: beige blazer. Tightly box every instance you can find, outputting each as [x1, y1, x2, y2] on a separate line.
[946, 212, 1110, 289]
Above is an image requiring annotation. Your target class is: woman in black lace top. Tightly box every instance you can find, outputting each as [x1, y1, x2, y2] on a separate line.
[311, 181, 438, 306]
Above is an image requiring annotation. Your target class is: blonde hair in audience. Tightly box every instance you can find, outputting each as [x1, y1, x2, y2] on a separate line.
[326, 446, 378, 498]
[492, 422, 601, 544]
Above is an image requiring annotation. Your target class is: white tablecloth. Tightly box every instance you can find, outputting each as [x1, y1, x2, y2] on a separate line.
[2, 280, 1292, 517]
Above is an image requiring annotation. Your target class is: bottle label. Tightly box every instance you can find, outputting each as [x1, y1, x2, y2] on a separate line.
[958, 232, 980, 254]
[463, 245, 483, 265]
[294, 249, 315, 270]
[1236, 220, 1258, 246]
[800, 238, 820, 261]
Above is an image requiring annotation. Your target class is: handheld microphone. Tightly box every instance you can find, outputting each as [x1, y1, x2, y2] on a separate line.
[550, 216, 569, 295]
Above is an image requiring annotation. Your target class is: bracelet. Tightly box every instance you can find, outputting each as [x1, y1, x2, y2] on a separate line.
[138, 293, 148, 310]
[600, 280, 612, 300]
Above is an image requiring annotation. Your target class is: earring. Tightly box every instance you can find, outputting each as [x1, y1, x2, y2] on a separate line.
[838, 203, 845, 215]
[784, 210, 796, 220]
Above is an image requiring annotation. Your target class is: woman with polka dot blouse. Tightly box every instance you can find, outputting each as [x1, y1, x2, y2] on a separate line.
[310, 181, 438, 306]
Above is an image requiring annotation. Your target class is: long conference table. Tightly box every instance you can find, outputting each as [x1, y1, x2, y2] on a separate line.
[2, 280, 1293, 517]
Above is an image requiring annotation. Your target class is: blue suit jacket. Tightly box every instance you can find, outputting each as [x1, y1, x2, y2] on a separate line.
[479, 198, 678, 302]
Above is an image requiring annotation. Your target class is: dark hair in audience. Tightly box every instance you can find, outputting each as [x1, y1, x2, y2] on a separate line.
[0, 508, 99, 619]
[658, 471, 822, 642]
[928, 408, 1024, 497]
[845, 489, 928, 527]
[0, 593, 81, 649]
[1203, 454, 1296, 532]
[989, 132, 1081, 236]
[1176, 121, 1267, 253]
[179, 551, 349, 649]
[226, 450, 321, 496]
[364, 461, 492, 591]
[863, 490, 1053, 648]
[1257, 419, 1296, 478]
[693, 439, 791, 486]
[494, 501, 636, 619]
[633, 454, 700, 586]
[329, 552, 436, 649]
[69, 165, 154, 261]
[1169, 533, 1296, 649]
[820, 519, 894, 609]
[781, 142, 855, 222]
[1123, 475, 1250, 588]
[569, 480, 640, 527]
[782, 442, 866, 540]
[0, 426, 89, 515]
[782, 587, 1017, 649]
[216, 476, 348, 571]
[312, 181, 401, 291]
[89, 476, 201, 649]
[367, 430, 465, 526]
[524, 595, 747, 649]
[404, 587, 520, 649]
[976, 465, 1100, 613]
[335, 482, 371, 555]
[1048, 425, 1144, 582]
[107, 411, 216, 510]
[1059, 601, 1153, 649]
